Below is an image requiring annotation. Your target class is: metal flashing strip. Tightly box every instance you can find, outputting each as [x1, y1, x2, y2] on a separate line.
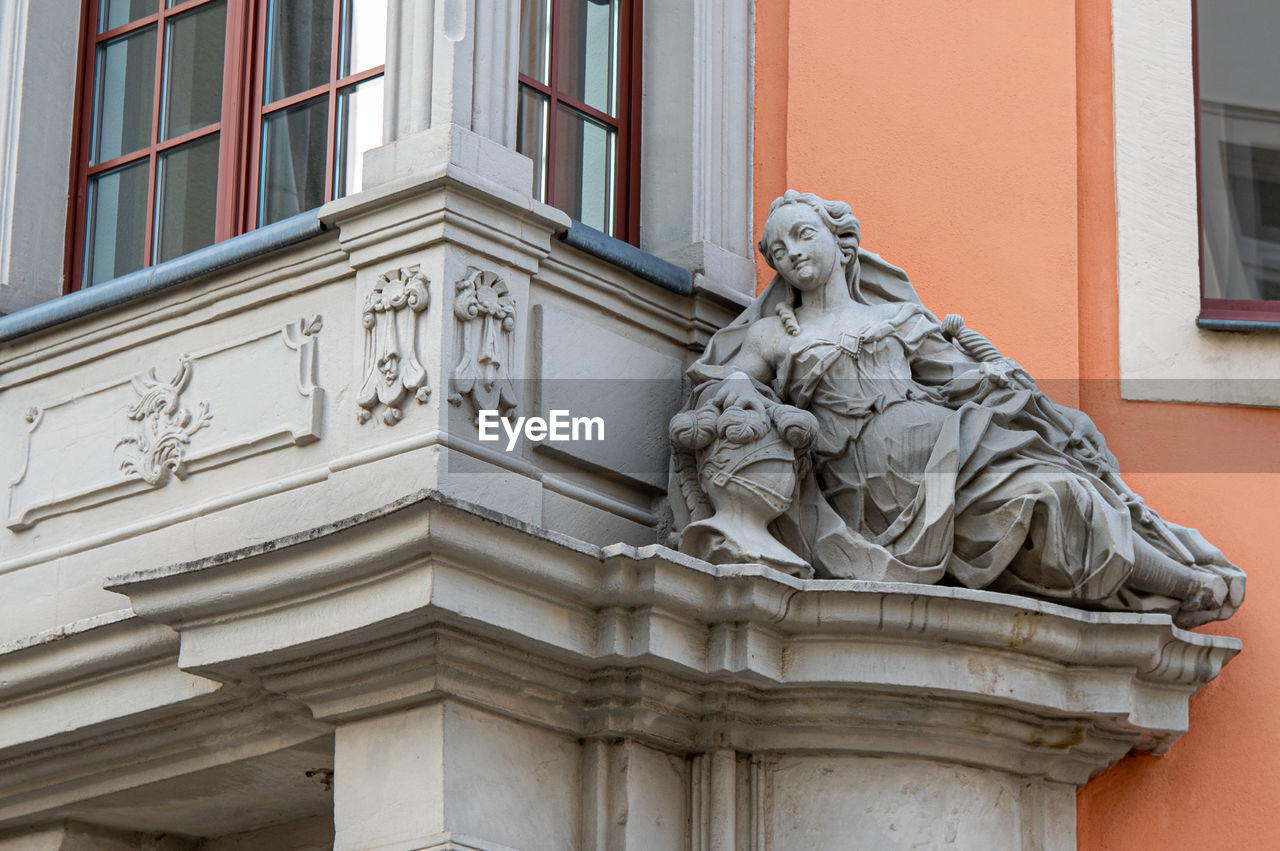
[1196, 317, 1280, 334]
[559, 220, 693, 295]
[0, 211, 326, 344]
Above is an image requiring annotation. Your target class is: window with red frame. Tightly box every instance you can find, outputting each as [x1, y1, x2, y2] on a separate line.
[69, 0, 386, 290]
[517, 0, 640, 244]
[1195, 0, 1280, 321]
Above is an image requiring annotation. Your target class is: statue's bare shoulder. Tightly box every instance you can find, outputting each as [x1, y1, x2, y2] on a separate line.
[725, 313, 786, 382]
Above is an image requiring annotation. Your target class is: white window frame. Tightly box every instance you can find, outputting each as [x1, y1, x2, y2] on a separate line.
[1114, 0, 1280, 407]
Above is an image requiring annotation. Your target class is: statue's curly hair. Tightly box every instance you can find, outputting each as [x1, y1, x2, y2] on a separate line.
[758, 190, 862, 276]
[759, 191, 867, 334]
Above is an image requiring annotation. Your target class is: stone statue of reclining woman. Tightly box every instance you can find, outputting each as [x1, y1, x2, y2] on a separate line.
[669, 190, 1245, 627]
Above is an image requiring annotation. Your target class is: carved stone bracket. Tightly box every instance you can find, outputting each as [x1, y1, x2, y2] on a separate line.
[115, 355, 212, 487]
[357, 267, 431, 425]
[448, 267, 518, 419]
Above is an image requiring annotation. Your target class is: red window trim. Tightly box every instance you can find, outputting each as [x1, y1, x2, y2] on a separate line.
[246, 0, 385, 231]
[519, 0, 642, 246]
[65, 0, 385, 293]
[1192, 0, 1280, 323]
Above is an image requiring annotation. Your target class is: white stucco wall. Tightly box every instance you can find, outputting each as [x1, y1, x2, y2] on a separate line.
[1114, 0, 1280, 406]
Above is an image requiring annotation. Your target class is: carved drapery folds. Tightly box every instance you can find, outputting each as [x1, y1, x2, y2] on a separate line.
[115, 355, 212, 486]
[357, 267, 431, 425]
[449, 268, 518, 418]
[668, 190, 1246, 628]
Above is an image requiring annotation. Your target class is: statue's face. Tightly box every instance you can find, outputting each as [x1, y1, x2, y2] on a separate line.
[762, 204, 840, 292]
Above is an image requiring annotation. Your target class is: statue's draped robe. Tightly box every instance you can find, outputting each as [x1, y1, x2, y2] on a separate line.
[675, 251, 1244, 623]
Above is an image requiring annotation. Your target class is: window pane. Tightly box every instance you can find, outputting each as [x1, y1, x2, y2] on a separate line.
[259, 96, 328, 226]
[161, 0, 226, 140]
[264, 0, 334, 103]
[85, 159, 150, 286]
[92, 26, 157, 164]
[1197, 2, 1280, 301]
[519, 0, 551, 85]
[100, 0, 155, 32]
[552, 105, 615, 234]
[517, 85, 548, 202]
[155, 133, 220, 263]
[556, 0, 617, 116]
[340, 0, 387, 77]
[335, 77, 383, 198]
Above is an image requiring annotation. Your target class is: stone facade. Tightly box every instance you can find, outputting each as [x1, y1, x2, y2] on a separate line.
[0, 1, 1248, 849]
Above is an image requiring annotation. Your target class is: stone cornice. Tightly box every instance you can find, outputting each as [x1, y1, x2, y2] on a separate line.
[104, 490, 1240, 785]
[0, 614, 329, 826]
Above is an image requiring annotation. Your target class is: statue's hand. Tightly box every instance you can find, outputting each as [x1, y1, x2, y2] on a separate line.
[710, 371, 770, 417]
[978, 357, 1033, 390]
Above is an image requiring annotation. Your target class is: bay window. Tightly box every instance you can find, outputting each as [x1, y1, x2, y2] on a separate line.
[517, 0, 640, 244]
[69, 0, 386, 290]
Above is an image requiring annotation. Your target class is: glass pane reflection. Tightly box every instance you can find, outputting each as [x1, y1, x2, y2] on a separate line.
[100, 0, 155, 32]
[341, 0, 387, 76]
[519, 0, 551, 84]
[264, 0, 333, 103]
[259, 96, 329, 225]
[155, 133, 220, 263]
[92, 26, 157, 164]
[556, 0, 617, 116]
[517, 85, 548, 202]
[1197, 0, 1280, 301]
[162, 0, 226, 140]
[85, 159, 150, 286]
[553, 105, 614, 234]
[335, 77, 383, 198]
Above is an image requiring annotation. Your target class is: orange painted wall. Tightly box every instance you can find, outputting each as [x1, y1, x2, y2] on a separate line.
[755, 0, 1081, 383]
[753, 0, 1280, 846]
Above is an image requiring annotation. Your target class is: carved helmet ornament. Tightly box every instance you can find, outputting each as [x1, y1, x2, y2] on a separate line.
[669, 190, 1245, 628]
[670, 397, 818, 576]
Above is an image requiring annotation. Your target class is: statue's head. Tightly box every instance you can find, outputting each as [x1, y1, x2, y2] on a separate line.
[759, 191, 862, 292]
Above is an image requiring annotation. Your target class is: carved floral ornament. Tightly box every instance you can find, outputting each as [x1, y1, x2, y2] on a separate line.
[116, 355, 212, 487]
[357, 267, 431, 425]
[449, 267, 519, 419]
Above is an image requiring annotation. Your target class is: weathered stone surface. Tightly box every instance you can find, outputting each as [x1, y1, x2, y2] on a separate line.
[92, 489, 1236, 849]
[671, 191, 1246, 628]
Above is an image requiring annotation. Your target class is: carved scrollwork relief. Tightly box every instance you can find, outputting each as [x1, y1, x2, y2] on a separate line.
[7, 407, 43, 495]
[8, 317, 327, 532]
[448, 268, 518, 418]
[357, 267, 431, 425]
[115, 355, 212, 486]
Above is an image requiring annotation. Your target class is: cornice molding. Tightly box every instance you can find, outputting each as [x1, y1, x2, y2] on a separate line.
[105, 490, 1241, 785]
[0, 615, 329, 826]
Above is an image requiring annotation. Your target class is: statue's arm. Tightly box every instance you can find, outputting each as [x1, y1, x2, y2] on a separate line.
[689, 319, 779, 390]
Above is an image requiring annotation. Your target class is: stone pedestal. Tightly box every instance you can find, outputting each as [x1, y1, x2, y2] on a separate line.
[105, 490, 1239, 851]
